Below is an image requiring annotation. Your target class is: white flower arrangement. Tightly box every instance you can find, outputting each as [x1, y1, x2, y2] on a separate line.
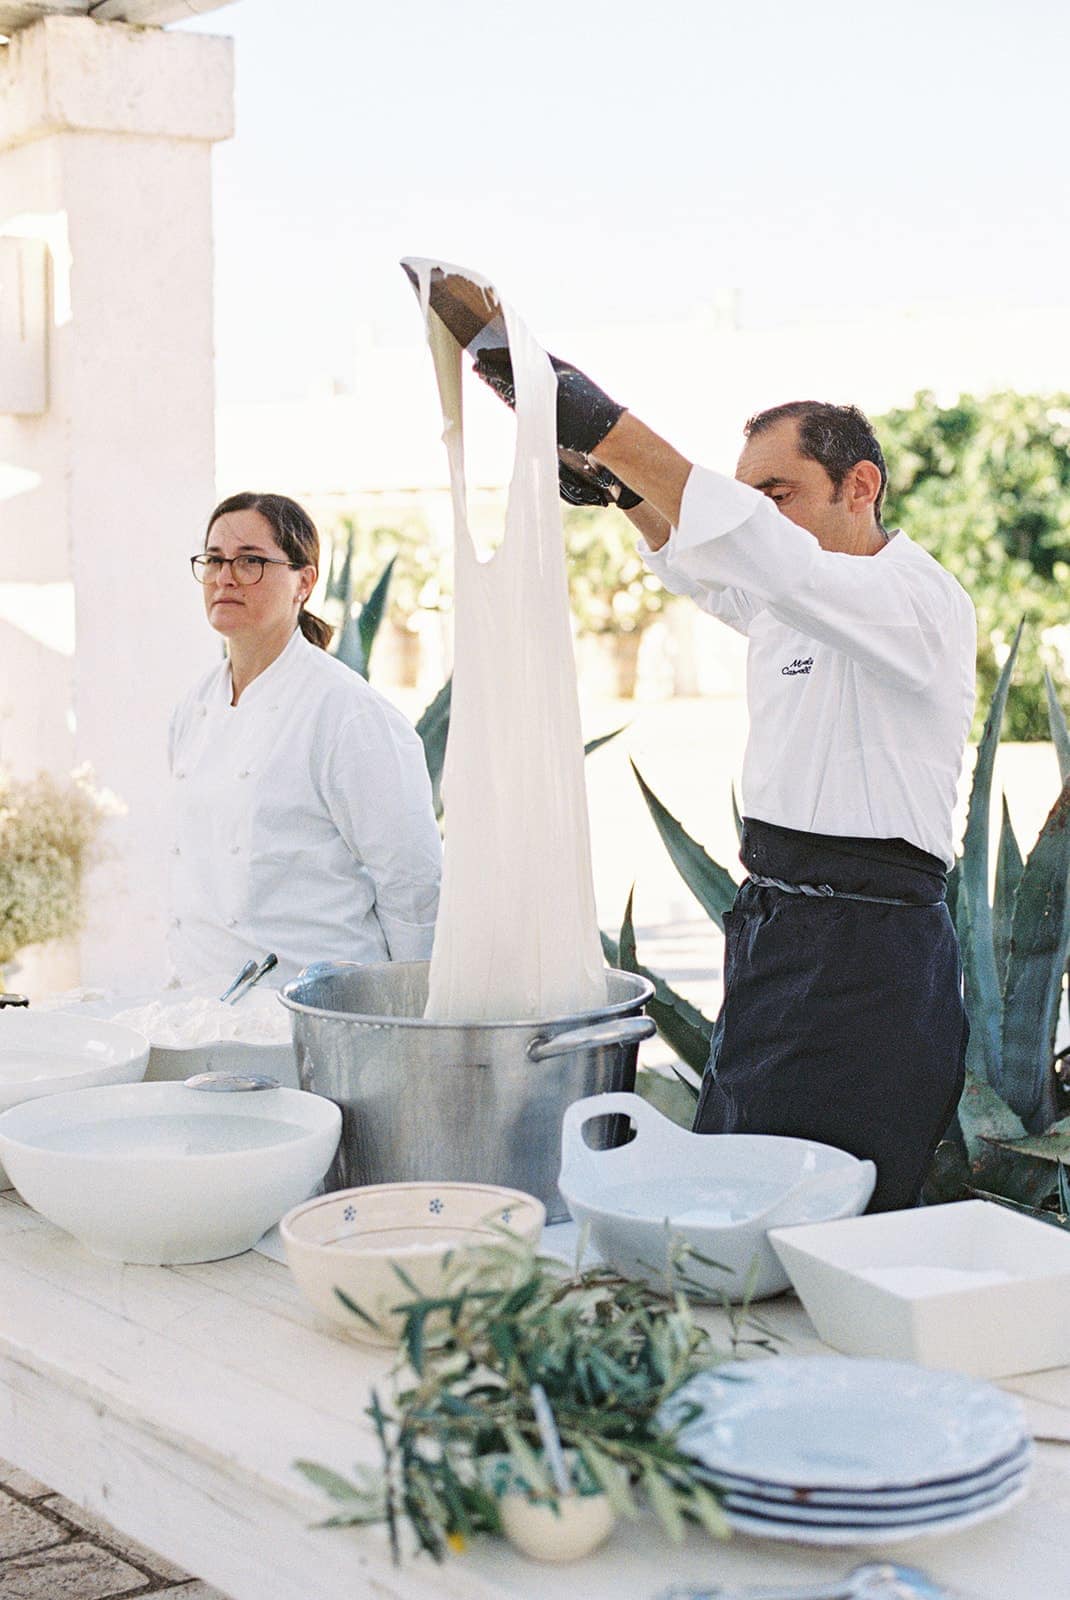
[0, 765, 124, 968]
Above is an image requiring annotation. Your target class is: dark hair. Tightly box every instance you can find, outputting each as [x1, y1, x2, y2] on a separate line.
[743, 400, 888, 526]
[205, 491, 334, 650]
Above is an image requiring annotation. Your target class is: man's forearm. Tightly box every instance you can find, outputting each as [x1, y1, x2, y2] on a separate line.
[590, 413, 693, 545]
[622, 498, 673, 548]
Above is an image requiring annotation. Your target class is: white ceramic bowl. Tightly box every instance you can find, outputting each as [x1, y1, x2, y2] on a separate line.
[0, 1080, 341, 1264]
[54, 989, 299, 1089]
[0, 1012, 151, 1186]
[558, 1092, 876, 1301]
[281, 1181, 545, 1345]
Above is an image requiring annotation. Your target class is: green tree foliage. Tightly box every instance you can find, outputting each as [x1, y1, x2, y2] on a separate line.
[877, 391, 1070, 740]
[563, 505, 674, 638]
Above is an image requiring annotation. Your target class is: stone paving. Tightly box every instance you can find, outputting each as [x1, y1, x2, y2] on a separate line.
[0, 1462, 226, 1600]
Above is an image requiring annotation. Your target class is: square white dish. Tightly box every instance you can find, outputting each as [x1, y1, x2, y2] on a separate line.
[769, 1199, 1070, 1377]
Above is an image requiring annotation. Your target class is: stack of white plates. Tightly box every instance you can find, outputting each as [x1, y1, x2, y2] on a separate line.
[661, 1357, 1032, 1545]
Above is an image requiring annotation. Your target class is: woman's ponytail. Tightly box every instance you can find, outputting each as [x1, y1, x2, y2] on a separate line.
[298, 608, 334, 650]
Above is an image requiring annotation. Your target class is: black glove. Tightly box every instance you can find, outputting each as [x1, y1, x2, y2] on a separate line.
[474, 345, 627, 456]
[558, 454, 643, 511]
[474, 346, 640, 509]
[402, 264, 628, 453]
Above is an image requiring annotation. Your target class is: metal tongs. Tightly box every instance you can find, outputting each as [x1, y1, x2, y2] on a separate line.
[218, 953, 278, 1006]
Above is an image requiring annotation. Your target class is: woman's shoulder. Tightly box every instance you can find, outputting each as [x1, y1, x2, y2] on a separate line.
[300, 644, 422, 742]
[301, 641, 404, 708]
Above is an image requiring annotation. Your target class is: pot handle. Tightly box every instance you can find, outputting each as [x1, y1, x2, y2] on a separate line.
[559, 1088, 677, 1172]
[527, 1015, 655, 1063]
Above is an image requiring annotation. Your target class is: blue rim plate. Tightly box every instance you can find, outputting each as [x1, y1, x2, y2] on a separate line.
[660, 1358, 1027, 1491]
[722, 1477, 1029, 1547]
[700, 1437, 1033, 1508]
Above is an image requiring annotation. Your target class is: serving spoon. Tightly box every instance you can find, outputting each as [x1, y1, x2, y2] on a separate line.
[658, 1562, 952, 1599]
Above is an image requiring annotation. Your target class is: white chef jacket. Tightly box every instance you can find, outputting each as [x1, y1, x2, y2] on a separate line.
[640, 465, 976, 867]
[168, 629, 442, 986]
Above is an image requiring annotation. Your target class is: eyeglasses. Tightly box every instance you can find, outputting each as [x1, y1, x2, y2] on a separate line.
[190, 553, 303, 585]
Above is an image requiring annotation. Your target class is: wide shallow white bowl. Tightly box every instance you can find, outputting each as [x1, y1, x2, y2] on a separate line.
[769, 1199, 1070, 1376]
[54, 988, 299, 1088]
[0, 1080, 340, 1264]
[281, 1181, 545, 1346]
[0, 1012, 150, 1186]
[558, 1092, 876, 1301]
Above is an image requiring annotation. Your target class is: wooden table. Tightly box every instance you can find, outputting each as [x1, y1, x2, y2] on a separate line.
[1, 1190, 1067, 1600]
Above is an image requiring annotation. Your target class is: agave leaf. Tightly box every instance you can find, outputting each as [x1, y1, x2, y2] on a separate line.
[956, 1067, 1027, 1167]
[992, 795, 1024, 985]
[611, 893, 715, 1078]
[415, 677, 452, 818]
[333, 608, 366, 676]
[325, 522, 355, 606]
[1000, 774, 1070, 1130]
[636, 1066, 699, 1128]
[731, 783, 743, 846]
[921, 1138, 970, 1205]
[1046, 670, 1070, 784]
[987, 1116, 1070, 1164]
[958, 619, 1024, 1092]
[357, 554, 397, 679]
[945, 857, 963, 945]
[955, 1069, 1058, 1206]
[584, 725, 627, 758]
[631, 762, 738, 930]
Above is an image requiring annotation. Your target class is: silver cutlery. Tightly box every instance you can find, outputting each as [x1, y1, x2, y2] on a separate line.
[657, 1562, 951, 1600]
[218, 959, 258, 1003]
[184, 1071, 279, 1092]
[224, 952, 278, 1005]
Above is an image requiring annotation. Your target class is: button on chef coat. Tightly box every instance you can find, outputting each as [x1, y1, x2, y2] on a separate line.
[168, 629, 442, 985]
[640, 465, 976, 867]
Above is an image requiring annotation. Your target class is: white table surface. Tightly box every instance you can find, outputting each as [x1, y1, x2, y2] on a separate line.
[1, 1190, 1067, 1600]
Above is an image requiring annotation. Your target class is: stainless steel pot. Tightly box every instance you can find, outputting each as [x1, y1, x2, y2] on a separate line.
[279, 962, 656, 1221]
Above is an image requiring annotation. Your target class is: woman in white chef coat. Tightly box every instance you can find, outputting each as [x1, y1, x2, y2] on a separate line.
[168, 491, 442, 987]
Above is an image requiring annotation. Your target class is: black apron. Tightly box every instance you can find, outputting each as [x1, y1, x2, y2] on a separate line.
[694, 818, 968, 1213]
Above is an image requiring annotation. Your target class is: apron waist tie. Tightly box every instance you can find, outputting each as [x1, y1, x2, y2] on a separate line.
[746, 872, 943, 908]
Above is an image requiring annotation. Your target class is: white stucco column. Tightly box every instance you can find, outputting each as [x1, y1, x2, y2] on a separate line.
[0, 16, 233, 992]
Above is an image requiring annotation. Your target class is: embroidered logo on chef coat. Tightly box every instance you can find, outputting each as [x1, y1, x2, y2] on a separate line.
[781, 656, 814, 677]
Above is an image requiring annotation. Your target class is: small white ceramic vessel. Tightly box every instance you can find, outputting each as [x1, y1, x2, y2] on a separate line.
[558, 1092, 876, 1301]
[0, 1080, 340, 1264]
[281, 1181, 545, 1345]
[482, 1451, 616, 1562]
[0, 1012, 150, 1186]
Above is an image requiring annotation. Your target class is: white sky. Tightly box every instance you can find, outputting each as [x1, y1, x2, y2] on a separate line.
[179, 0, 1070, 406]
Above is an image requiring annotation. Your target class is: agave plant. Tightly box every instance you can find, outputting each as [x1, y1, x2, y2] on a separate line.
[611, 623, 1070, 1220]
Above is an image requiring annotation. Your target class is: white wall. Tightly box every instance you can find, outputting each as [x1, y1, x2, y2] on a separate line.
[0, 16, 233, 993]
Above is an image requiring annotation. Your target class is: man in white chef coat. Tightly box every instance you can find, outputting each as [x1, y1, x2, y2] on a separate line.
[585, 396, 975, 1212]
[588, 399, 975, 1209]
[438, 279, 975, 1211]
